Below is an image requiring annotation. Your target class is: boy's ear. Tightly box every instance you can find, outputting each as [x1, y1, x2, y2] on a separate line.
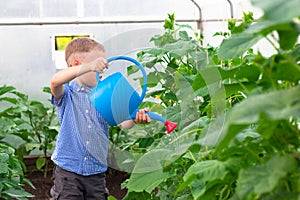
[70, 58, 81, 67]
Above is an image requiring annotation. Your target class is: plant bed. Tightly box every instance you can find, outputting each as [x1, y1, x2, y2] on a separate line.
[22, 155, 128, 200]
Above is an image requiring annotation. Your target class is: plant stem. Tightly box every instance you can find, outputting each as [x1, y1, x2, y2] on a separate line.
[265, 34, 280, 53]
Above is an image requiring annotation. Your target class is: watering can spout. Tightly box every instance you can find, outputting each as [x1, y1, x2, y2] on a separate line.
[165, 121, 178, 134]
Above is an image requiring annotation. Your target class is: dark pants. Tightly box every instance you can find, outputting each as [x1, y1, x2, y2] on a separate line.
[50, 166, 108, 200]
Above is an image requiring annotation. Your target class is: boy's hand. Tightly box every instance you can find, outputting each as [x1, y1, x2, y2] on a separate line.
[134, 108, 151, 124]
[87, 57, 108, 73]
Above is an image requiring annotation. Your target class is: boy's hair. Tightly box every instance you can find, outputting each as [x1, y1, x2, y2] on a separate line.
[65, 37, 105, 65]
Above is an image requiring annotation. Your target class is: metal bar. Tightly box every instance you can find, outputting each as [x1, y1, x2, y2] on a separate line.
[227, 0, 234, 18]
[0, 18, 245, 26]
[190, 0, 204, 35]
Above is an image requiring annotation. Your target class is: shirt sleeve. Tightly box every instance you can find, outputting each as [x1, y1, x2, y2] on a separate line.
[51, 84, 69, 107]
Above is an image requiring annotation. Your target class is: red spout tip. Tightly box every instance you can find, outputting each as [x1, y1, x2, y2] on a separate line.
[165, 120, 178, 134]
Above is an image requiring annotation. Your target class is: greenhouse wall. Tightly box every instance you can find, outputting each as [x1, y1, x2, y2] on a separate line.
[0, 0, 264, 100]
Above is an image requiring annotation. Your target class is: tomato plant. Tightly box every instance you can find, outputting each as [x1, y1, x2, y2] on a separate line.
[0, 143, 34, 199]
[0, 86, 59, 177]
[108, 0, 300, 199]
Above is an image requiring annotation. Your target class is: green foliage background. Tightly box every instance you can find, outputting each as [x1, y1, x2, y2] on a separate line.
[108, 0, 300, 199]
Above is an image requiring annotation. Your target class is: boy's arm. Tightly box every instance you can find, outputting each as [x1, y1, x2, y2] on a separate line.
[50, 57, 107, 102]
[120, 109, 151, 129]
[50, 65, 83, 101]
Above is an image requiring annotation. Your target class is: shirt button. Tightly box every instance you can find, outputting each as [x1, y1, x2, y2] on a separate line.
[84, 157, 88, 161]
[88, 125, 91, 128]
[86, 141, 90, 145]
[85, 109, 89, 114]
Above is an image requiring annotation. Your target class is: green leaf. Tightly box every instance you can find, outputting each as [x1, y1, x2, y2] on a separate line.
[163, 40, 197, 59]
[256, 118, 300, 151]
[146, 71, 166, 88]
[126, 149, 174, 192]
[269, 55, 300, 83]
[42, 86, 51, 94]
[126, 170, 171, 193]
[183, 160, 227, 183]
[25, 142, 41, 152]
[278, 29, 299, 50]
[219, 0, 300, 60]
[218, 33, 262, 60]
[132, 149, 172, 173]
[0, 96, 18, 104]
[236, 155, 298, 199]
[36, 157, 46, 170]
[0, 152, 9, 163]
[0, 163, 9, 174]
[189, 179, 206, 199]
[177, 160, 227, 199]
[215, 85, 300, 153]
[179, 30, 190, 41]
[164, 13, 175, 30]
[127, 65, 140, 76]
[0, 85, 15, 96]
[252, 0, 300, 22]
[123, 191, 154, 200]
[164, 105, 181, 123]
[223, 83, 257, 98]
[189, 50, 209, 70]
[108, 195, 118, 200]
[22, 178, 36, 189]
[227, 85, 300, 123]
[2, 188, 34, 198]
[192, 64, 261, 91]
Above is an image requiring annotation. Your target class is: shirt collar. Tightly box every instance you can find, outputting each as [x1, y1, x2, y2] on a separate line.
[70, 81, 94, 93]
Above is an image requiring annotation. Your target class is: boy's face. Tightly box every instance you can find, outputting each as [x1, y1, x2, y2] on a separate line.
[79, 49, 106, 87]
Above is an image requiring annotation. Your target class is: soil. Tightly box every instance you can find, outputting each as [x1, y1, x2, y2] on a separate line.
[23, 156, 129, 200]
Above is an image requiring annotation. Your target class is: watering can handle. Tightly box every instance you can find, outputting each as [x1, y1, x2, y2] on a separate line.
[96, 56, 148, 100]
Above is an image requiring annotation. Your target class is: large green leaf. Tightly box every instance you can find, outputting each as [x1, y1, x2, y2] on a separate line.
[215, 85, 300, 152]
[256, 118, 300, 151]
[126, 149, 173, 192]
[223, 83, 257, 98]
[252, 0, 300, 22]
[189, 50, 209, 70]
[218, 33, 262, 60]
[219, 0, 300, 59]
[193, 65, 261, 91]
[163, 40, 197, 59]
[183, 160, 227, 182]
[126, 129, 199, 193]
[269, 55, 300, 83]
[236, 155, 298, 199]
[177, 160, 227, 199]
[126, 170, 172, 193]
[131, 149, 172, 173]
[225, 86, 300, 123]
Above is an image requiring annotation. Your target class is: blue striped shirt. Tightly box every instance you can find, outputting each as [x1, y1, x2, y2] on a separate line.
[51, 81, 109, 176]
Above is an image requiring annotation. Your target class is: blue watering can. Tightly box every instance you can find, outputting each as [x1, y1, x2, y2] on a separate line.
[88, 55, 177, 134]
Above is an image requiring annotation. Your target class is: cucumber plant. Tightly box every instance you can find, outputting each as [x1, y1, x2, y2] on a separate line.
[110, 0, 300, 199]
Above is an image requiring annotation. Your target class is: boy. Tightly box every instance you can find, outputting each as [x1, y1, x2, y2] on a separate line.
[50, 37, 150, 199]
